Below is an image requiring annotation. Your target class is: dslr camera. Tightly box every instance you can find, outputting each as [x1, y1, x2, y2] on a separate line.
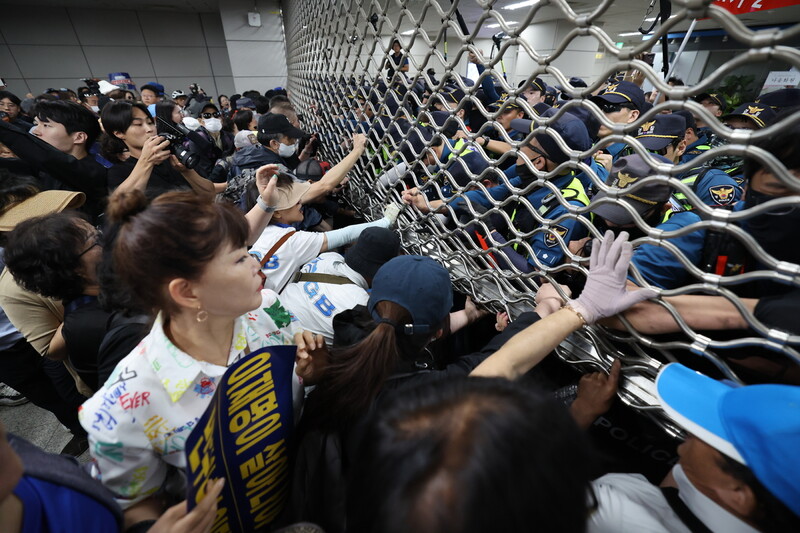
[81, 78, 102, 96]
[155, 117, 200, 169]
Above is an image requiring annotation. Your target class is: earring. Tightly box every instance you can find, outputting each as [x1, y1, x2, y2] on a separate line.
[196, 308, 208, 322]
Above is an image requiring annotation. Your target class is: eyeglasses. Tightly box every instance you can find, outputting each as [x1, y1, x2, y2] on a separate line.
[200, 112, 221, 119]
[78, 229, 102, 257]
[525, 144, 549, 162]
[599, 102, 625, 114]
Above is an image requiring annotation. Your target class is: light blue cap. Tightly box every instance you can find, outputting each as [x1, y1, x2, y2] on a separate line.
[656, 363, 800, 517]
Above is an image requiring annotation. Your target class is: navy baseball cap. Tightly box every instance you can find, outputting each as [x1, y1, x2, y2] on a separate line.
[656, 363, 800, 517]
[144, 82, 165, 96]
[518, 76, 547, 94]
[425, 111, 460, 138]
[589, 153, 673, 225]
[398, 125, 434, 163]
[671, 110, 696, 132]
[510, 107, 592, 164]
[722, 102, 776, 129]
[694, 92, 727, 111]
[635, 114, 686, 150]
[489, 96, 523, 113]
[591, 81, 646, 111]
[368, 255, 453, 335]
[755, 88, 800, 110]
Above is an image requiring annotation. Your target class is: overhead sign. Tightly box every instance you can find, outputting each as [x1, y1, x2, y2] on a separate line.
[760, 70, 800, 94]
[712, 0, 800, 16]
[185, 346, 296, 533]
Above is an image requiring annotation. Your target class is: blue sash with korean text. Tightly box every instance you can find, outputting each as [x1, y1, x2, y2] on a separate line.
[184, 345, 295, 532]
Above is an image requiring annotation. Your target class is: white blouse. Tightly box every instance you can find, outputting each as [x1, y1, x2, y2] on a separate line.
[79, 290, 302, 509]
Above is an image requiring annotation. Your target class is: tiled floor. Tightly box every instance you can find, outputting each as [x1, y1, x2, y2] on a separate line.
[0, 400, 91, 463]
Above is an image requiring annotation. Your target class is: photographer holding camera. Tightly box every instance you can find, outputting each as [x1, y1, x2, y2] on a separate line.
[100, 101, 214, 199]
[186, 102, 234, 179]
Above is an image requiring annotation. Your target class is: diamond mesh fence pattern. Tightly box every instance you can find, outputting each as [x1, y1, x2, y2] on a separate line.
[283, 0, 800, 436]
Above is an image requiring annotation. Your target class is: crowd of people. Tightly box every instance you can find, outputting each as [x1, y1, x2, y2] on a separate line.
[0, 37, 798, 533]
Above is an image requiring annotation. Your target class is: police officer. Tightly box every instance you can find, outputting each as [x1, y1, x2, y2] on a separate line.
[589, 80, 647, 158]
[627, 113, 743, 210]
[692, 92, 726, 133]
[754, 87, 800, 112]
[398, 119, 490, 198]
[403, 109, 604, 271]
[588, 154, 705, 290]
[672, 110, 709, 166]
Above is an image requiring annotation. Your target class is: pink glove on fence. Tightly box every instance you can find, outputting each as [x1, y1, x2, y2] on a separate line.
[569, 231, 657, 325]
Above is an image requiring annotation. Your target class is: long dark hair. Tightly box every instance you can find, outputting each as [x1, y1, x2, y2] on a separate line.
[311, 300, 446, 428]
[348, 377, 595, 533]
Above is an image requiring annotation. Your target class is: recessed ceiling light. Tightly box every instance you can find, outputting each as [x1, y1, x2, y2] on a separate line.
[644, 14, 678, 22]
[618, 32, 642, 37]
[503, 0, 539, 10]
[401, 29, 414, 35]
[487, 21, 517, 29]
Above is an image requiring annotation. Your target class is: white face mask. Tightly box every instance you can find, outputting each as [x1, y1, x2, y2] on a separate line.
[278, 142, 298, 157]
[90, 105, 100, 112]
[204, 118, 222, 132]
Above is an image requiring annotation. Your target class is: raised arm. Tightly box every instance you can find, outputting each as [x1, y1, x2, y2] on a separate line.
[244, 165, 279, 245]
[303, 133, 367, 202]
[471, 231, 656, 379]
[112, 136, 171, 194]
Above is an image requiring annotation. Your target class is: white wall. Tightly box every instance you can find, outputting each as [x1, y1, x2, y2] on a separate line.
[218, 0, 288, 94]
[0, 6, 234, 99]
[515, 19, 605, 88]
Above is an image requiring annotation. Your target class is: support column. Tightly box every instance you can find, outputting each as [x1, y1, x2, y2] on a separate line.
[219, 0, 288, 94]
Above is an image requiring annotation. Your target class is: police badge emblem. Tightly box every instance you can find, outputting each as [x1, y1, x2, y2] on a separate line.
[544, 225, 569, 247]
[709, 185, 736, 205]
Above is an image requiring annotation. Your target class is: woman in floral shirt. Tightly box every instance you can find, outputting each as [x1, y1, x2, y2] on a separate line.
[80, 185, 302, 530]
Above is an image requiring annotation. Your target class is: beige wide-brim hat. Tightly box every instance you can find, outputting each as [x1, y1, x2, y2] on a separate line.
[273, 181, 311, 211]
[0, 190, 86, 231]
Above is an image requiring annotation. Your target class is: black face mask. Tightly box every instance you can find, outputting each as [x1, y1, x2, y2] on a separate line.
[515, 164, 539, 185]
[744, 188, 800, 265]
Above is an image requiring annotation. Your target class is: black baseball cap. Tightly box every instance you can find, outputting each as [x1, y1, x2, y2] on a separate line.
[589, 154, 673, 225]
[591, 81, 646, 112]
[257, 112, 305, 139]
[635, 114, 686, 150]
[345, 227, 402, 280]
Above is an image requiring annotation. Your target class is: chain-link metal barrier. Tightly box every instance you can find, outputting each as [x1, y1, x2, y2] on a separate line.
[283, 0, 800, 437]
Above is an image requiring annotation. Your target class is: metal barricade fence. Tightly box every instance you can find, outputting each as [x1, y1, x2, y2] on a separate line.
[282, 0, 800, 437]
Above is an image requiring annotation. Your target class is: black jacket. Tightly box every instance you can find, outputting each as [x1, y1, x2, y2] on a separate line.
[0, 121, 108, 224]
[186, 127, 234, 178]
[288, 307, 542, 532]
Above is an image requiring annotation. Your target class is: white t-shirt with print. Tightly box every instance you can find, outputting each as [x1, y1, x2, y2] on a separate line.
[249, 224, 325, 292]
[280, 252, 369, 344]
[79, 290, 302, 509]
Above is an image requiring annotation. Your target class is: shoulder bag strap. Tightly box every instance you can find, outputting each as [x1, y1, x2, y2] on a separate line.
[259, 230, 296, 268]
[291, 272, 354, 285]
[659, 487, 714, 533]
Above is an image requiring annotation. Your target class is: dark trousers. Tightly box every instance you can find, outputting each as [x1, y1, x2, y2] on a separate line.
[0, 337, 86, 435]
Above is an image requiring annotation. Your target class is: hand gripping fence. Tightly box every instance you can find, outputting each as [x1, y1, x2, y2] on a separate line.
[283, 0, 800, 438]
